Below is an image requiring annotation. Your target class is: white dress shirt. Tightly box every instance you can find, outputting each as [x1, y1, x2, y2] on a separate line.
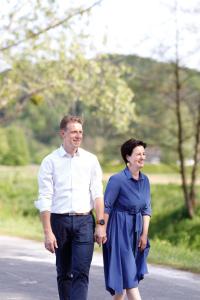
[35, 146, 103, 213]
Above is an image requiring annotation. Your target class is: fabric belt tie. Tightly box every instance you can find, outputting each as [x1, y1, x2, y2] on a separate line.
[128, 210, 143, 233]
[128, 209, 143, 257]
[114, 208, 143, 232]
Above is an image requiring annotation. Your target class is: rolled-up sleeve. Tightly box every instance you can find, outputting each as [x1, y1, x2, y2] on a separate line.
[104, 176, 120, 214]
[34, 157, 53, 212]
[90, 156, 103, 202]
[141, 177, 152, 216]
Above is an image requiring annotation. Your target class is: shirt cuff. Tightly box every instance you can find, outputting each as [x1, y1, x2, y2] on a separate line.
[34, 200, 51, 212]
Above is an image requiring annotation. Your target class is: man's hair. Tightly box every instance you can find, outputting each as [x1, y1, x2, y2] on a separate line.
[121, 138, 147, 164]
[60, 115, 83, 130]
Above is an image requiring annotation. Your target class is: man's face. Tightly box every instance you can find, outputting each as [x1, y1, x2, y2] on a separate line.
[61, 121, 83, 151]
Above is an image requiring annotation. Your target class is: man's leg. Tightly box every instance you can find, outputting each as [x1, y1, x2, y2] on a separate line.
[70, 214, 94, 300]
[55, 241, 72, 300]
[51, 214, 73, 300]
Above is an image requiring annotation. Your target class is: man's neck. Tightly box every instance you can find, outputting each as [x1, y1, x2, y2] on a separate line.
[63, 145, 78, 157]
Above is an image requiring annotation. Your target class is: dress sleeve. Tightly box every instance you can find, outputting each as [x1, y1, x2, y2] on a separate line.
[141, 177, 152, 216]
[104, 175, 120, 214]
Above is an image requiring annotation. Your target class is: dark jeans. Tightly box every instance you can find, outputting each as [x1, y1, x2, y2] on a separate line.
[51, 213, 95, 300]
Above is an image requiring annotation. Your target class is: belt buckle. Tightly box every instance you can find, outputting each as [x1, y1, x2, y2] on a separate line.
[68, 213, 75, 216]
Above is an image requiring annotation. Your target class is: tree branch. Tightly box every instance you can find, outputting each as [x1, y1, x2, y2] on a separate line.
[0, 0, 103, 52]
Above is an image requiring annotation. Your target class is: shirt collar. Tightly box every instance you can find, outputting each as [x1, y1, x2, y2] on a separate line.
[58, 145, 80, 157]
[124, 167, 145, 180]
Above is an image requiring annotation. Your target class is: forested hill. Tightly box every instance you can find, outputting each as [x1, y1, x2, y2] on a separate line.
[0, 53, 199, 165]
[107, 53, 200, 163]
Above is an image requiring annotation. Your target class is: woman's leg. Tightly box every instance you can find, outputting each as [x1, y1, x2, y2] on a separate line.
[113, 290, 126, 300]
[126, 287, 142, 300]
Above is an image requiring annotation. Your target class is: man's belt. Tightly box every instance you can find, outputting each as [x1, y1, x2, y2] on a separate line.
[60, 211, 91, 216]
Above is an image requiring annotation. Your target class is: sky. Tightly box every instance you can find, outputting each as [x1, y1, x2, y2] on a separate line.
[88, 0, 172, 55]
[84, 0, 200, 69]
[1, 0, 200, 71]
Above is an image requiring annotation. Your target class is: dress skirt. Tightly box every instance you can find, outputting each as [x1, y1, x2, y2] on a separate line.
[103, 210, 150, 296]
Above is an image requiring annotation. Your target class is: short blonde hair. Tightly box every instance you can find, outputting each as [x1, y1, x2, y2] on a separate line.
[60, 115, 83, 130]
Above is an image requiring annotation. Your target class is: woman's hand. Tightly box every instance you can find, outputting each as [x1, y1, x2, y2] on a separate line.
[138, 233, 147, 251]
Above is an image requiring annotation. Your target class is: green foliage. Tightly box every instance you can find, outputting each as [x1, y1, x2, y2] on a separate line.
[1, 126, 30, 165]
[0, 128, 9, 163]
[108, 54, 200, 164]
[0, 128, 51, 165]
[102, 162, 181, 174]
[28, 139, 53, 164]
[0, 166, 200, 271]
[0, 166, 38, 218]
[149, 184, 200, 251]
[149, 238, 200, 273]
[30, 94, 44, 105]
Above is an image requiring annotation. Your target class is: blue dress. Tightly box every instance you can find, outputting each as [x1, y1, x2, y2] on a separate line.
[103, 167, 152, 295]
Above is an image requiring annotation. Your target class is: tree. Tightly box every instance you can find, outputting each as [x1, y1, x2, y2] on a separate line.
[0, 0, 135, 138]
[0, 0, 102, 52]
[141, 0, 200, 218]
[0, 0, 103, 119]
[106, 0, 200, 218]
[172, 0, 200, 218]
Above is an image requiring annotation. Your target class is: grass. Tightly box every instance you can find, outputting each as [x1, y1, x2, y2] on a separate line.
[0, 165, 200, 273]
[102, 161, 191, 174]
[150, 184, 200, 250]
[149, 238, 200, 273]
[0, 216, 43, 240]
[148, 184, 200, 273]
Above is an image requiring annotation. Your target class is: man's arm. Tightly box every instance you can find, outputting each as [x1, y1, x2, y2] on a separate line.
[35, 158, 58, 253]
[40, 211, 58, 253]
[94, 197, 107, 245]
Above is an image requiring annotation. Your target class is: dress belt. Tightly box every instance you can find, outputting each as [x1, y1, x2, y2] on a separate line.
[134, 212, 143, 233]
[114, 208, 143, 232]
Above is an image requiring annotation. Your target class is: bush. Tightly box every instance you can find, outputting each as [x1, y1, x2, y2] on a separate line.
[0, 128, 9, 164]
[1, 126, 30, 165]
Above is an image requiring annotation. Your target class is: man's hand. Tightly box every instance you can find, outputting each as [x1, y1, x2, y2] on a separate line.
[94, 225, 107, 246]
[44, 231, 58, 253]
[138, 233, 147, 252]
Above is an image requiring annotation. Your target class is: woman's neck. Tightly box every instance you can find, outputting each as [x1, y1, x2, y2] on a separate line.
[128, 165, 140, 180]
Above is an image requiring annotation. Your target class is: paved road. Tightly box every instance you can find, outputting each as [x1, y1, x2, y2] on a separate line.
[0, 236, 200, 300]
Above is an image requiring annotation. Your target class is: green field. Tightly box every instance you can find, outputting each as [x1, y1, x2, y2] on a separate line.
[0, 165, 199, 272]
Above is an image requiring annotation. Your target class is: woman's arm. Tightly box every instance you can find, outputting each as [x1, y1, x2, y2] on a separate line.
[138, 215, 151, 251]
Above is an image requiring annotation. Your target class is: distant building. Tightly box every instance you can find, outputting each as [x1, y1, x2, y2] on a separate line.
[176, 159, 195, 166]
[145, 147, 161, 164]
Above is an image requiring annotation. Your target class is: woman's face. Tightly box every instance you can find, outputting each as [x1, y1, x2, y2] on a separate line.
[126, 145, 146, 169]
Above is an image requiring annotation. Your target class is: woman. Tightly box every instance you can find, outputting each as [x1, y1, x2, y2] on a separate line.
[103, 139, 152, 300]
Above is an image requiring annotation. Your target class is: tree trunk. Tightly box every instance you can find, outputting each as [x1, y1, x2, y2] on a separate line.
[174, 60, 192, 217]
[173, 10, 193, 216]
[189, 102, 200, 213]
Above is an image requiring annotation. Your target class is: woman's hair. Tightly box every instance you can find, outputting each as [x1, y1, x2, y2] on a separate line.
[121, 139, 147, 164]
[60, 115, 83, 130]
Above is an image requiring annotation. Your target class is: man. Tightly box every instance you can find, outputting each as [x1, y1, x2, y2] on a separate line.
[35, 115, 106, 300]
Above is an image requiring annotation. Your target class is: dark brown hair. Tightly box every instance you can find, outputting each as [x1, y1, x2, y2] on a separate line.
[121, 139, 147, 164]
[60, 115, 83, 130]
